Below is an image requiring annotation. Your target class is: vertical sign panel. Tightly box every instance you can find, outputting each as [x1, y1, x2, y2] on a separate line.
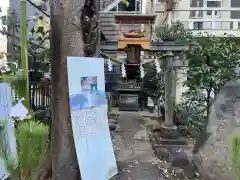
[0, 83, 17, 179]
[67, 57, 118, 180]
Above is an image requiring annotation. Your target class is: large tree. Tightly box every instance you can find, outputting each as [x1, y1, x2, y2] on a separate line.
[32, 0, 99, 179]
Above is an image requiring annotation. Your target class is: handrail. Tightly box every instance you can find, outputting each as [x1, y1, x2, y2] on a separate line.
[102, 0, 122, 12]
[155, 7, 240, 11]
[100, 11, 145, 14]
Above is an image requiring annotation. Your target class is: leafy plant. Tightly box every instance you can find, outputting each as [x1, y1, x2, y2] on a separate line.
[1, 120, 49, 180]
[155, 22, 240, 134]
[231, 135, 240, 180]
[121, 0, 129, 7]
[155, 21, 193, 41]
[16, 120, 49, 179]
[174, 91, 207, 136]
[185, 34, 240, 119]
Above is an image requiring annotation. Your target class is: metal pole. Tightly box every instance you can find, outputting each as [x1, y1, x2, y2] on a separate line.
[20, 0, 30, 109]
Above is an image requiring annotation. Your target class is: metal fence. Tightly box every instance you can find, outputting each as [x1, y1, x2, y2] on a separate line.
[11, 81, 51, 111]
[29, 81, 51, 111]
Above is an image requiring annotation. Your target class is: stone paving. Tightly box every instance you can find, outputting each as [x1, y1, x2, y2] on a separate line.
[110, 112, 161, 180]
[109, 112, 204, 180]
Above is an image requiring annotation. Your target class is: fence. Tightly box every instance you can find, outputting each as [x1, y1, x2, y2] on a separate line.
[29, 81, 51, 111]
[11, 81, 51, 112]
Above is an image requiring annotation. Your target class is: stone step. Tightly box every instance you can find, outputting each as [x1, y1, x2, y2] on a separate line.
[100, 23, 116, 28]
[151, 130, 187, 144]
[156, 137, 188, 145]
[154, 144, 194, 149]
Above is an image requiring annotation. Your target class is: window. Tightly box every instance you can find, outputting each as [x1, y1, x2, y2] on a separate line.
[206, 1, 221, 16]
[190, 0, 204, 7]
[207, 1, 221, 7]
[190, 0, 204, 18]
[231, 0, 240, 7]
[231, 0, 240, 18]
[193, 22, 203, 29]
[229, 22, 240, 29]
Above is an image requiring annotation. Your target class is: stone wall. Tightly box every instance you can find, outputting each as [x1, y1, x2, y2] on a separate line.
[193, 80, 240, 180]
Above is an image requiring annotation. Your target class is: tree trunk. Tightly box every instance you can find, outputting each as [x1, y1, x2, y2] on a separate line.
[32, 0, 99, 179]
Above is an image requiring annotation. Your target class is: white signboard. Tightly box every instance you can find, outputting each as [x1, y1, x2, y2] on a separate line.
[0, 83, 17, 179]
[67, 57, 118, 180]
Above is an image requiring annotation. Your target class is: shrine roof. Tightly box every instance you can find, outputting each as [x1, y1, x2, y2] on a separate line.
[114, 14, 156, 24]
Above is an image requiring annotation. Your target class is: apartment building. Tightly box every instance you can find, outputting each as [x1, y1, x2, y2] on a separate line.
[0, 0, 9, 66]
[100, 0, 240, 37]
[154, 0, 240, 37]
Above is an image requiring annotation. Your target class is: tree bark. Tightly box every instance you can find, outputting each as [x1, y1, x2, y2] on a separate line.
[32, 0, 99, 179]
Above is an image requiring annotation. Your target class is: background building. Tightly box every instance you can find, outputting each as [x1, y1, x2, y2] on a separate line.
[0, 0, 9, 66]
[154, 0, 240, 37]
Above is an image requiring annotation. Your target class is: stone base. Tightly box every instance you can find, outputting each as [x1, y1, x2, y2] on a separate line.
[151, 124, 187, 146]
[149, 123, 197, 179]
[157, 137, 187, 145]
[159, 124, 180, 139]
[154, 147, 196, 179]
[109, 122, 117, 131]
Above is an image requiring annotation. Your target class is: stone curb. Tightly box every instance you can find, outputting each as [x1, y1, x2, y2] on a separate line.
[108, 111, 160, 119]
[191, 155, 213, 180]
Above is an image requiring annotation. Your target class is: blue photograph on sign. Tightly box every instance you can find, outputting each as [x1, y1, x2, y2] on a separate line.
[81, 76, 98, 92]
[69, 76, 106, 110]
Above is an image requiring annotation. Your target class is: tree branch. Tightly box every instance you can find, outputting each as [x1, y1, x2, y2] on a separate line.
[26, 0, 51, 18]
[0, 30, 46, 50]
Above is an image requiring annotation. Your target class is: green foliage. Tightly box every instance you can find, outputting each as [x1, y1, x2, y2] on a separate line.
[141, 67, 164, 104]
[182, 34, 240, 129]
[155, 21, 193, 41]
[29, 15, 50, 52]
[155, 22, 240, 134]
[121, 0, 129, 7]
[231, 135, 240, 180]
[16, 120, 49, 179]
[174, 91, 207, 135]
[0, 8, 51, 72]
[185, 35, 240, 97]
[0, 53, 18, 77]
[0, 9, 18, 32]
[0, 120, 49, 179]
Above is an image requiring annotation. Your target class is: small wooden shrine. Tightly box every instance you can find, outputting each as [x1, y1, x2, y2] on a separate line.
[115, 14, 155, 111]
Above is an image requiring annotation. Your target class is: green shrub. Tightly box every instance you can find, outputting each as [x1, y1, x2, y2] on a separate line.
[231, 135, 240, 180]
[1, 120, 49, 180]
[16, 120, 49, 179]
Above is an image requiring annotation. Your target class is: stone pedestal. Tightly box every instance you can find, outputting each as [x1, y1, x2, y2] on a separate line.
[154, 52, 188, 167]
[160, 124, 180, 139]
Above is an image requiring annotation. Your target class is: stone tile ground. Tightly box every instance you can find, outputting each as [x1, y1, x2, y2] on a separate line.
[110, 112, 161, 180]
[110, 112, 204, 180]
